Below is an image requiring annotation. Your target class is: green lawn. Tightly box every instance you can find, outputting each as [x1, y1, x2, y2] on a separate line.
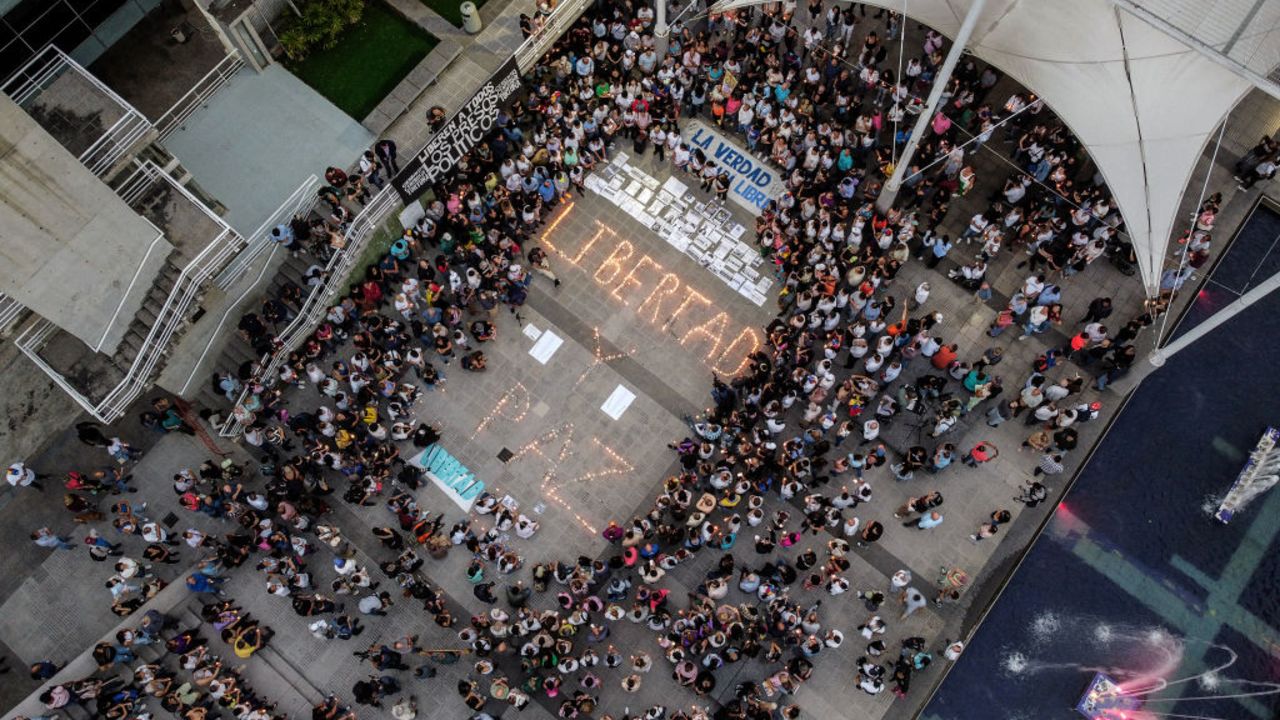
[421, 0, 488, 28]
[346, 216, 403, 294]
[287, 2, 437, 120]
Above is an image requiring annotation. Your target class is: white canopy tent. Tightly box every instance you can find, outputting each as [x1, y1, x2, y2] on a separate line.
[705, 0, 1260, 296]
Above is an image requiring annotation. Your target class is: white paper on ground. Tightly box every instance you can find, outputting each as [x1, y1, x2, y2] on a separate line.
[600, 385, 637, 420]
[523, 323, 543, 340]
[528, 330, 563, 364]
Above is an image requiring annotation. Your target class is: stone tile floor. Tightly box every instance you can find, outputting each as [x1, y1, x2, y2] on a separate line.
[6, 5, 1278, 720]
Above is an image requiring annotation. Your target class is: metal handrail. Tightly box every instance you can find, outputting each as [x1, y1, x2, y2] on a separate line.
[95, 219, 246, 419]
[179, 245, 282, 397]
[95, 227, 243, 419]
[3, 45, 154, 179]
[216, 174, 321, 290]
[91, 162, 248, 419]
[2, 47, 65, 104]
[513, 0, 592, 74]
[216, 0, 595, 436]
[91, 229, 167, 353]
[15, 320, 104, 419]
[0, 293, 28, 335]
[220, 188, 398, 436]
[116, 163, 155, 205]
[80, 113, 151, 177]
[155, 52, 246, 141]
[7, 46, 142, 114]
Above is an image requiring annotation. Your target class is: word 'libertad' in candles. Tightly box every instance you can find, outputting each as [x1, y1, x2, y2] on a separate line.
[541, 204, 760, 376]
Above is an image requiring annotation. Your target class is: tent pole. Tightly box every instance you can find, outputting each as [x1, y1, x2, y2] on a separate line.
[1148, 269, 1280, 368]
[876, 0, 988, 213]
[655, 0, 669, 59]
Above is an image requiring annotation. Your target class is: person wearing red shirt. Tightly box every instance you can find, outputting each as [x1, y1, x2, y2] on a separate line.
[931, 343, 958, 370]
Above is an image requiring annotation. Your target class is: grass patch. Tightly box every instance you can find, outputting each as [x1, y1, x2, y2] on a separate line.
[421, 0, 488, 28]
[345, 216, 403, 294]
[286, 2, 437, 120]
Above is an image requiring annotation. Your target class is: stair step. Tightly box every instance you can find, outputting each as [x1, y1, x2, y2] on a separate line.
[226, 344, 256, 367]
[159, 262, 183, 283]
[127, 315, 152, 335]
[135, 305, 159, 326]
[281, 261, 310, 282]
[283, 252, 312, 270]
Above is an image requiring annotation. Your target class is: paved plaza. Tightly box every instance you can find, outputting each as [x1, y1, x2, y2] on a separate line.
[3, 1, 1278, 720]
[2, 139, 1150, 720]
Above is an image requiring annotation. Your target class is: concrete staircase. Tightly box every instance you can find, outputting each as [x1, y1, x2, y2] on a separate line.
[110, 257, 185, 374]
[192, 250, 316, 416]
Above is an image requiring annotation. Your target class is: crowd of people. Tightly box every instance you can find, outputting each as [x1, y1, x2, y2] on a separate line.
[11, 1, 1241, 719]
[36, 598, 280, 720]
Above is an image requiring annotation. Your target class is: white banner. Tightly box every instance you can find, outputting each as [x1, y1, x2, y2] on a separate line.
[682, 119, 784, 215]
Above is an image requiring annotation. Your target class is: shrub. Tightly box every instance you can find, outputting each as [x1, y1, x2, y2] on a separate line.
[280, 0, 368, 60]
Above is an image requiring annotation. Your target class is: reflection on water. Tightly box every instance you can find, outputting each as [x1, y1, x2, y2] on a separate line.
[924, 205, 1280, 720]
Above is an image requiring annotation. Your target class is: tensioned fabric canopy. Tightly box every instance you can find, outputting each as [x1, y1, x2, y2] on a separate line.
[707, 0, 1257, 295]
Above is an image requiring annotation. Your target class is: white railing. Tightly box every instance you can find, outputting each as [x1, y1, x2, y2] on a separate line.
[2, 45, 153, 179]
[92, 164, 249, 421]
[92, 228, 167, 353]
[179, 245, 281, 397]
[19, 160, 250, 422]
[216, 174, 321, 290]
[79, 111, 153, 178]
[176, 174, 323, 397]
[155, 52, 246, 141]
[4, 50, 64, 106]
[91, 223, 245, 421]
[220, 187, 399, 437]
[117, 162, 158, 205]
[513, 0, 592, 74]
[216, 0, 594, 437]
[0, 293, 28, 336]
[15, 320, 105, 420]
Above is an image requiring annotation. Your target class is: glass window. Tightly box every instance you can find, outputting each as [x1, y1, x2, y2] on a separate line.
[0, 36, 33, 79]
[76, 0, 128, 30]
[18, 1, 78, 48]
[0, 17, 18, 48]
[51, 21, 93, 56]
[3, 0, 64, 35]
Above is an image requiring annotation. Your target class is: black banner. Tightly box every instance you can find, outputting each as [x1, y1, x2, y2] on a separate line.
[390, 55, 524, 203]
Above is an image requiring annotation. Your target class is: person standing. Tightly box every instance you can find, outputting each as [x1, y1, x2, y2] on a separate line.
[1033, 453, 1065, 478]
[31, 527, 75, 551]
[75, 422, 111, 447]
[889, 569, 912, 595]
[969, 509, 1012, 541]
[6, 462, 46, 491]
[1233, 136, 1277, 183]
[905, 511, 943, 530]
[899, 586, 928, 619]
[376, 139, 399, 174]
[106, 437, 141, 465]
[359, 151, 385, 189]
[1094, 345, 1137, 390]
[1239, 155, 1277, 190]
[923, 234, 953, 269]
[961, 441, 996, 467]
[1080, 296, 1112, 324]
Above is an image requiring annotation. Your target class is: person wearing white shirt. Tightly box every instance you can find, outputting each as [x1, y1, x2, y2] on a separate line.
[6, 462, 44, 490]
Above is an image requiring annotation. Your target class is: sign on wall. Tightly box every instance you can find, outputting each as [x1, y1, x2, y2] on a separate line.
[682, 119, 785, 215]
[391, 55, 524, 203]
